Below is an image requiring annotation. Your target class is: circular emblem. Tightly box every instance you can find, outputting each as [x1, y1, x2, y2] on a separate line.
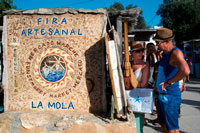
[40, 55, 66, 82]
[33, 48, 74, 90]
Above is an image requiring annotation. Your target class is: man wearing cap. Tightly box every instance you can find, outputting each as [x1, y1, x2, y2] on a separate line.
[153, 28, 190, 133]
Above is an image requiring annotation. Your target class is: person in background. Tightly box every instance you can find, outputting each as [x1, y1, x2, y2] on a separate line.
[153, 28, 190, 133]
[146, 43, 158, 88]
[126, 41, 150, 133]
[178, 77, 187, 118]
[146, 43, 160, 125]
[185, 56, 193, 81]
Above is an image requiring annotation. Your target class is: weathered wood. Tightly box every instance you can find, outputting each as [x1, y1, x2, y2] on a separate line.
[112, 28, 128, 118]
[124, 20, 130, 77]
[116, 16, 123, 63]
[105, 33, 127, 118]
[123, 20, 138, 89]
[105, 33, 119, 115]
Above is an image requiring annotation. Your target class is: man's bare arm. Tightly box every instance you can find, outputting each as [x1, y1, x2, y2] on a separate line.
[168, 49, 190, 84]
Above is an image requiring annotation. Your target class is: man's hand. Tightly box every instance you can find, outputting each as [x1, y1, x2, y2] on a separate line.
[180, 84, 186, 93]
[160, 82, 168, 91]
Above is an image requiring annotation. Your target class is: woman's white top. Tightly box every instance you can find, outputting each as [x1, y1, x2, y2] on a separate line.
[134, 67, 142, 83]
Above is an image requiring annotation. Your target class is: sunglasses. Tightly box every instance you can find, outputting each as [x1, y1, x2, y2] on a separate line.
[134, 49, 144, 53]
[156, 41, 165, 45]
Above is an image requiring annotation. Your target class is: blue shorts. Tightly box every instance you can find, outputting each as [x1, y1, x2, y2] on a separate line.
[157, 94, 181, 130]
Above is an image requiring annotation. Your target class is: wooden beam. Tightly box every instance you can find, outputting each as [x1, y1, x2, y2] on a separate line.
[124, 19, 130, 77]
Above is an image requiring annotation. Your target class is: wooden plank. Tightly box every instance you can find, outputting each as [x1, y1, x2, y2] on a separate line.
[116, 16, 123, 63]
[112, 28, 128, 117]
[105, 33, 126, 118]
[105, 33, 119, 114]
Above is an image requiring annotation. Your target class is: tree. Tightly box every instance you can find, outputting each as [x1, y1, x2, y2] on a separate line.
[0, 0, 16, 25]
[108, 2, 124, 12]
[126, 4, 138, 10]
[157, 0, 200, 47]
[0, 0, 16, 12]
[135, 10, 150, 29]
[126, 4, 133, 10]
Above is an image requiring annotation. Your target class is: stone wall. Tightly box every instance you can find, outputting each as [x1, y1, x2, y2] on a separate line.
[2, 8, 107, 113]
[0, 112, 136, 133]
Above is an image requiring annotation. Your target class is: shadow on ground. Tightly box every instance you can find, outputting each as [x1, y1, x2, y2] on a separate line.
[145, 118, 162, 132]
[182, 99, 200, 110]
[145, 116, 194, 133]
[185, 86, 200, 93]
[180, 131, 188, 133]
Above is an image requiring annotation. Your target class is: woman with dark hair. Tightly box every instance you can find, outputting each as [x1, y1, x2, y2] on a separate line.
[146, 43, 158, 88]
[146, 43, 161, 125]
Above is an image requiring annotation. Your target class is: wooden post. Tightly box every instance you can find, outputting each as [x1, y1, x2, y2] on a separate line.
[124, 19, 130, 77]
[123, 19, 138, 89]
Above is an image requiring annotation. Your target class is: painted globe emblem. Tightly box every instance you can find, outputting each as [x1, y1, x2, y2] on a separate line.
[40, 55, 66, 82]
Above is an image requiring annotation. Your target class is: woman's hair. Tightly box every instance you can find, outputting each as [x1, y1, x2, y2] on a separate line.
[147, 43, 156, 56]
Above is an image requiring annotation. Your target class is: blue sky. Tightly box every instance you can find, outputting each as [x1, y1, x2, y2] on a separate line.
[13, 0, 163, 27]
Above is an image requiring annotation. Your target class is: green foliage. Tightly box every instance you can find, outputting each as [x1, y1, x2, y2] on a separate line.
[108, 2, 124, 11]
[0, 0, 15, 12]
[126, 4, 133, 10]
[135, 11, 150, 29]
[157, 0, 200, 47]
[0, 0, 16, 25]
[126, 4, 138, 10]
